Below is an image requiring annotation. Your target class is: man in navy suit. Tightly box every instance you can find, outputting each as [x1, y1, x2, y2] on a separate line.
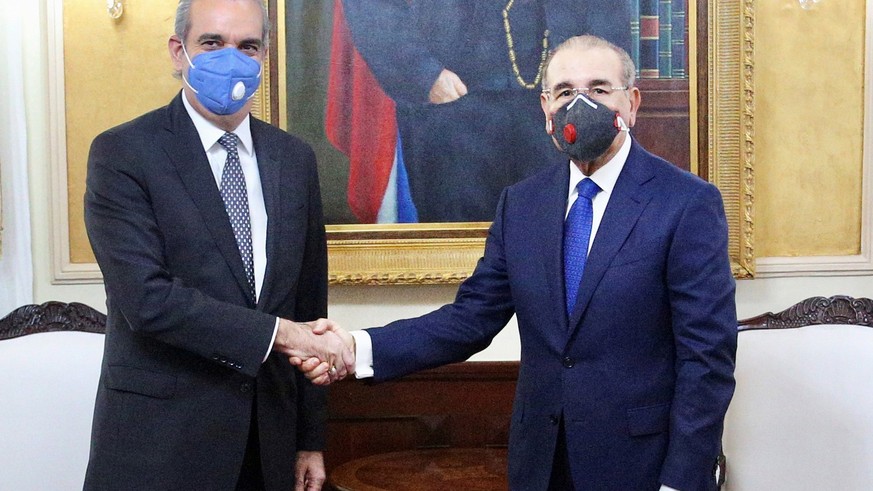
[302, 35, 736, 490]
[341, 0, 632, 222]
[83, 1, 352, 489]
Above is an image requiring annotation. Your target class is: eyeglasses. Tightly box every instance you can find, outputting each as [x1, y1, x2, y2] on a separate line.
[542, 85, 628, 104]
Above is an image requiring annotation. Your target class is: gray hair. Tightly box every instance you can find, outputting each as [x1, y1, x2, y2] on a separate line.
[541, 35, 636, 90]
[175, 0, 270, 48]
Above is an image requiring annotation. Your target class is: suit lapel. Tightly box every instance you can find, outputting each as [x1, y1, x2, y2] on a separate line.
[160, 95, 255, 305]
[535, 160, 572, 332]
[567, 141, 656, 332]
[252, 120, 282, 312]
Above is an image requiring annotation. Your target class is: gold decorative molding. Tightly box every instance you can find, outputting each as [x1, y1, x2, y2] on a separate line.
[326, 223, 489, 285]
[250, 43, 271, 122]
[708, 0, 756, 278]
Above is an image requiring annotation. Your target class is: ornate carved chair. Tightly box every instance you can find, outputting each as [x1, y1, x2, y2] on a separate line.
[722, 295, 873, 491]
[0, 302, 106, 490]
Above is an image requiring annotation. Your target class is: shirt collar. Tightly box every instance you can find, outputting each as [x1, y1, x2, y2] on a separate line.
[181, 90, 254, 157]
[568, 133, 631, 198]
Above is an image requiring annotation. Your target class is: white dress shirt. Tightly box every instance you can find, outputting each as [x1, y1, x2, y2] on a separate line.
[182, 91, 277, 360]
[565, 132, 630, 251]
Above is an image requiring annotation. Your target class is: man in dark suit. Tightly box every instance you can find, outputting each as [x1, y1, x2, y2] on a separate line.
[341, 0, 632, 222]
[83, 1, 352, 489]
[302, 35, 736, 490]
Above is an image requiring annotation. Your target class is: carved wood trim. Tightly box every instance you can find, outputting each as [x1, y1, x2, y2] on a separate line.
[0, 301, 106, 340]
[738, 295, 873, 331]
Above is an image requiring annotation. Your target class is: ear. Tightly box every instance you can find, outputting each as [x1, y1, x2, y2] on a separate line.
[540, 91, 550, 118]
[168, 35, 186, 75]
[625, 86, 642, 128]
[541, 91, 554, 134]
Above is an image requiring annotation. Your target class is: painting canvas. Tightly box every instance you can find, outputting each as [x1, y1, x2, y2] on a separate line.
[266, 0, 754, 283]
[278, 0, 691, 225]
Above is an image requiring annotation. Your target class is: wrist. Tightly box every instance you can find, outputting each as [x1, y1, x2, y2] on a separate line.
[275, 318, 300, 352]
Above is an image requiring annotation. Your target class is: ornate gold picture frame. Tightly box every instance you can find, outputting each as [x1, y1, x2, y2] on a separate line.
[266, 0, 754, 284]
[50, 0, 753, 285]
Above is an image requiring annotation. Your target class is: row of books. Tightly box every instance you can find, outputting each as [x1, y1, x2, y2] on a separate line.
[631, 0, 687, 79]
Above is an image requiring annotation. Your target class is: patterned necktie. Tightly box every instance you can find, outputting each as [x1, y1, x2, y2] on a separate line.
[564, 178, 601, 314]
[218, 132, 256, 299]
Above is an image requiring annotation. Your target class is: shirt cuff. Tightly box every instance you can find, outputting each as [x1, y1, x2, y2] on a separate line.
[263, 318, 279, 363]
[350, 330, 374, 379]
[659, 485, 680, 491]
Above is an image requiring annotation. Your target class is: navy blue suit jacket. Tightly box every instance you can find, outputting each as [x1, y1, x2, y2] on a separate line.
[368, 140, 737, 490]
[83, 94, 328, 490]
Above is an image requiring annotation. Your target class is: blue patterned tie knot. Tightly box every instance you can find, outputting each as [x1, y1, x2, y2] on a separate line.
[577, 178, 601, 201]
[218, 132, 237, 153]
[218, 132, 256, 299]
[564, 178, 601, 315]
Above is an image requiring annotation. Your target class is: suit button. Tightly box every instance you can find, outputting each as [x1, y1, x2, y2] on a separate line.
[240, 383, 252, 394]
[562, 356, 575, 368]
[549, 415, 559, 425]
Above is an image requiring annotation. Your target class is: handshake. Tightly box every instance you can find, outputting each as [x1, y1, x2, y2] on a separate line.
[273, 318, 356, 385]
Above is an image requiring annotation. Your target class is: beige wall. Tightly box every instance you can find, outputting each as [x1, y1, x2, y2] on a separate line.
[755, 0, 865, 257]
[18, 0, 873, 362]
[64, 0, 180, 263]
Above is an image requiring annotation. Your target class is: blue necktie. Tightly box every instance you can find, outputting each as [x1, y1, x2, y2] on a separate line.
[218, 132, 256, 299]
[564, 178, 601, 314]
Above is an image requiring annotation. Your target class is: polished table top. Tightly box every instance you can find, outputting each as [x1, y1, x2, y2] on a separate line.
[330, 447, 509, 491]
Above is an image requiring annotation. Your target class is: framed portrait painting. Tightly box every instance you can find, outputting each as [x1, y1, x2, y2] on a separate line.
[264, 0, 754, 284]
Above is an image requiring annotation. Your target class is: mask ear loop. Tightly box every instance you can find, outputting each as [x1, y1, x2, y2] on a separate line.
[614, 114, 629, 132]
[180, 43, 199, 94]
[244, 64, 263, 102]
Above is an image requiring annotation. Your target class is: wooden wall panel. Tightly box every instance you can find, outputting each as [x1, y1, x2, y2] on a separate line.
[634, 79, 691, 172]
[325, 362, 519, 479]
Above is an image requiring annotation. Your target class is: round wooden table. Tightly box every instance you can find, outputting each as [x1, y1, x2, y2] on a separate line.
[330, 448, 509, 491]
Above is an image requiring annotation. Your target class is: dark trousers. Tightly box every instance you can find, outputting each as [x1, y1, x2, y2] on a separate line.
[236, 392, 265, 491]
[548, 417, 575, 491]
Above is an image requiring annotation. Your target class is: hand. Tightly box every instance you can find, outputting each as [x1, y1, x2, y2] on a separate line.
[428, 68, 468, 104]
[294, 451, 326, 491]
[292, 322, 355, 385]
[274, 318, 354, 380]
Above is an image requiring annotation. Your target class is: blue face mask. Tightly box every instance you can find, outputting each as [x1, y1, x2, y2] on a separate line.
[182, 44, 262, 116]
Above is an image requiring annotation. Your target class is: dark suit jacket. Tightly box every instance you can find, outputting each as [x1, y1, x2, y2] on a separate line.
[368, 140, 737, 491]
[83, 94, 328, 490]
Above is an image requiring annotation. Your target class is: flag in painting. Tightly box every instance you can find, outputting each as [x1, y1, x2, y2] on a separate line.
[325, 0, 417, 223]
